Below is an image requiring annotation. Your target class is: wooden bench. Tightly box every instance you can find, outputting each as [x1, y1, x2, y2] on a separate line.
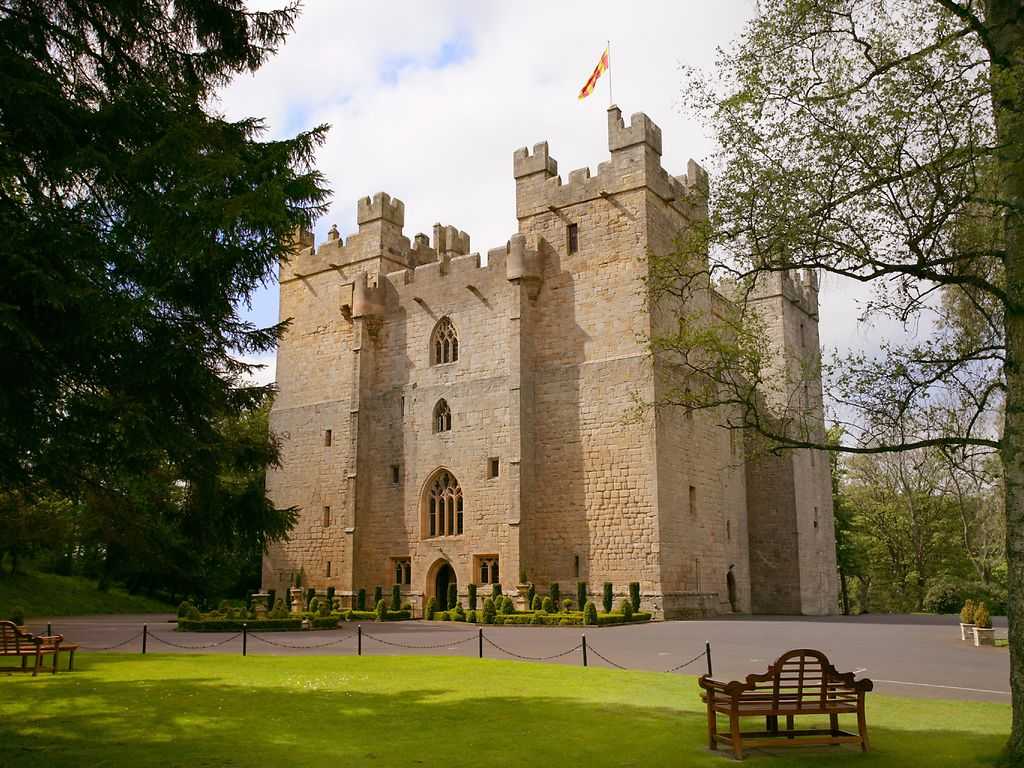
[699, 648, 872, 760]
[0, 620, 64, 676]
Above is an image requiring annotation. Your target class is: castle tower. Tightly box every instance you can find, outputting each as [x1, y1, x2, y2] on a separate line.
[743, 271, 839, 614]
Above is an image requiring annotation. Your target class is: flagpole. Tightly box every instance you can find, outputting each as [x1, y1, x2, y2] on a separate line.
[607, 40, 613, 106]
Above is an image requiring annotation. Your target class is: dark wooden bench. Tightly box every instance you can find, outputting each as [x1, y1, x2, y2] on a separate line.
[0, 620, 64, 676]
[699, 648, 872, 760]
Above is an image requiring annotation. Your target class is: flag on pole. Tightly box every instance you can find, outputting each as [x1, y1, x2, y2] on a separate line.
[578, 45, 610, 100]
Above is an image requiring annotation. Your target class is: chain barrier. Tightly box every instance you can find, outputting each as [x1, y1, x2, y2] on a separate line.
[148, 632, 241, 650]
[248, 632, 354, 649]
[663, 650, 707, 674]
[482, 634, 583, 661]
[77, 632, 145, 651]
[362, 631, 477, 650]
[585, 644, 628, 670]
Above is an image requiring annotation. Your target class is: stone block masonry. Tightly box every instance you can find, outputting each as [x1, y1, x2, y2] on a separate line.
[263, 106, 838, 618]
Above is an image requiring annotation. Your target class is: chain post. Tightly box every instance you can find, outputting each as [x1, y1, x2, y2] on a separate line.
[142, 624, 148, 655]
[357, 625, 362, 656]
[47, 623, 52, 637]
[705, 640, 712, 677]
[582, 634, 588, 667]
[242, 623, 247, 656]
[478, 627, 483, 659]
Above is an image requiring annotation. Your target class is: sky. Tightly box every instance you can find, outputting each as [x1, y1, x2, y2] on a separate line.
[218, 0, 886, 386]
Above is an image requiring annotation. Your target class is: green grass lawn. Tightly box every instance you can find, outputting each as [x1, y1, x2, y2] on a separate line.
[0, 570, 173, 618]
[0, 654, 1010, 766]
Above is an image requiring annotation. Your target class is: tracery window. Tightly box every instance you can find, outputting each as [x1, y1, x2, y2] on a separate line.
[393, 558, 411, 585]
[478, 557, 499, 584]
[434, 399, 452, 433]
[426, 470, 463, 537]
[431, 317, 459, 365]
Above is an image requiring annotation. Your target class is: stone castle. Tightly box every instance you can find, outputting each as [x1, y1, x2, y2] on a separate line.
[262, 106, 839, 617]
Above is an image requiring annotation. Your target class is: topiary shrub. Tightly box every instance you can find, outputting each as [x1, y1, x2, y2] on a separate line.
[266, 589, 276, 610]
[285, 589, 292, 610]
[453, 604, 466, 622]
[541, 596, 554, 613]
[531, 594, 542, 611]
[357, 588, 367, 611]
[305, 588, 315, 609]
[577, 581, 587, 611]
[9, 607, 25, 626]
[447, 583, 458, 612]
[974, 602, 992, 629]
[402, 602, 412, 611]
[177, 600, 195, 618]
[562, 598, 573, 612]
[468, 583, 477, 610]
[373, 586, 383, 609]
[425, 597, 437, 620]
[619, 599, 634, 620]
[549, 582, 560, 606]
[308, 597, 320, 614]
[602, 582, 613, 613]
[492, 583, 503, 601]
[526, 583, 536, 609]
[583, 601, 597, 625]
[501, 596, 515, 615]
[467, 610, 477, 623]
[318, 600, 331, 618]
[629, 582, 641, 612]
[482, 597, 496, 624]
[961, 599, 976, 624]
[326, 586, 335, 606]
[440, 612, 451, 621]
[375, 599, 387, 621]
[391, 584, 401, 611]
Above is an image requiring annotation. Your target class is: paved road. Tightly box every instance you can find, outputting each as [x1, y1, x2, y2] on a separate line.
[23, 613, 1010, 703]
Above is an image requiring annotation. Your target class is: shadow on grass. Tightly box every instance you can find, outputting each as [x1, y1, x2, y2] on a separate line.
[0, 655, 1007, 767]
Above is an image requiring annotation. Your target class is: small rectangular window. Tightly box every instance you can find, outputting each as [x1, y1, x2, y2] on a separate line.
[800, 322, 806, 347]
[574, 554, 580, 578]
[324, 429, 332, 447]
[326, 560, 332, 577]
[813, 506, 819, 529]
[567, 223, 579, 254]
[689, 486, 697, 516]
[488, 457, 500, 479]
[391, 464, 400, 485]
[400, 396, 405, 417]
[323, 506, 331, 528]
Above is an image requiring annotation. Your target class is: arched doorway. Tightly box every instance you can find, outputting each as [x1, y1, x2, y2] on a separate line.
[435, 562, 457, 610]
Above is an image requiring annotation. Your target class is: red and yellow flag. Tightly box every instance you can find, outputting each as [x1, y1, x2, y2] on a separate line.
[578, 46, 610, 100]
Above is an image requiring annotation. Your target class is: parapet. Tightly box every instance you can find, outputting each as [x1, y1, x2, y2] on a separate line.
[513, 142, 558, 179]
[607, 105, 662, 155]
[433, 224, 471, 256]
[739, 269, 820, 318]
[357, 192, 405, 228]
[506, 233, 543, 286]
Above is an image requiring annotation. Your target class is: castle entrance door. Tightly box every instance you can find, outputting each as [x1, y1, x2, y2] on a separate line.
[435, 562, 457, 610]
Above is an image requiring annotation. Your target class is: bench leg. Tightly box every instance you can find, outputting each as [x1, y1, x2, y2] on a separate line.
[730, 712, 744, 760]
[858, 706, 869, 752]
[32, 651, 41, 677]
[767, 715, 778, 733]
[706, 700, 717, 750]
[52, 651, 58, 674]
[21, 655, 27, 670]
[69, 650, 76, 672]
[786, 715, 795, 738]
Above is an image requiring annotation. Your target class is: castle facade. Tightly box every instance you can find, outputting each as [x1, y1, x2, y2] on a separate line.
[262, 106, 839, 617]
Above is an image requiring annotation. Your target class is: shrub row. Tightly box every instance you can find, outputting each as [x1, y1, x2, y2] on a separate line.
[426, 609, 652, 626]
[177, 617, 341, 632]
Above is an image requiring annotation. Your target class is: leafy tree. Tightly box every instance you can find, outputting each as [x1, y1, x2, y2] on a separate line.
[0, 1, 327, 572]
[651, 1, 1024, 756]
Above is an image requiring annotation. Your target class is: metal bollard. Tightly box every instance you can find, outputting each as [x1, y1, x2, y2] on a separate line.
[478, 627, 483, 659]
[705, 640, 712, 677]
[142, 624, 148, 655]
[242, 623, 247, 657]
[357, 625, 362, 656]
[47, 623, 52, 637]
[582, 635, 588, 667]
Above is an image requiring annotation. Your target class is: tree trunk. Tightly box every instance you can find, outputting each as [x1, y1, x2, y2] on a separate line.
[988, 2, 1024, 761]
[840, 570, 850, 616]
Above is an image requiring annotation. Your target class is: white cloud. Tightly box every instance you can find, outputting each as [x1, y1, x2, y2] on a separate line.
[220, 0, 906, 376]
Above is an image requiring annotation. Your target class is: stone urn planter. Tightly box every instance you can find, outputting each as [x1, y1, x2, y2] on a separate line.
[960, 623, 975, 641]
[289, 587, 304, 615]
[973, 626, 996, 647]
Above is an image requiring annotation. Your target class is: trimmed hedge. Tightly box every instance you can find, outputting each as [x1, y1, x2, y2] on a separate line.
[428, 610, 652, 626]
[596, 611, 651, 626]
[468, 583, 477, 610]
[345, 609, 411, 621]
[177, 616, 342, 632]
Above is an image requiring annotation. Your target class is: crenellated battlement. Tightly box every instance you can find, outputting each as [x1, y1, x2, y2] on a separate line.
[607, 106, 662, 155]
[357, 192, 405, 227]
[432, 223, 471, 256]
[513, 142, 558, 179]
[736, 269, 820, 319]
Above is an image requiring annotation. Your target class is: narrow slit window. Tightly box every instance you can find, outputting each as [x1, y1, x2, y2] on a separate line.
[689, 486, 697, 516]
[323, 506, 331, 528]
[813, 506, 819, 529]
[488, 457, 500, 478]
[391, 464, 400, 485]
[324, 429, 332, 447]
[326, 560, 332, 577]
[567, 223, 579, 254]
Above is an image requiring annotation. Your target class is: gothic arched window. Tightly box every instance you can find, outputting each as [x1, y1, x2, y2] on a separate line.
[434, 399, 452, 433]
[425, 470, 463, 537]
[431, 317, 459, 365]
